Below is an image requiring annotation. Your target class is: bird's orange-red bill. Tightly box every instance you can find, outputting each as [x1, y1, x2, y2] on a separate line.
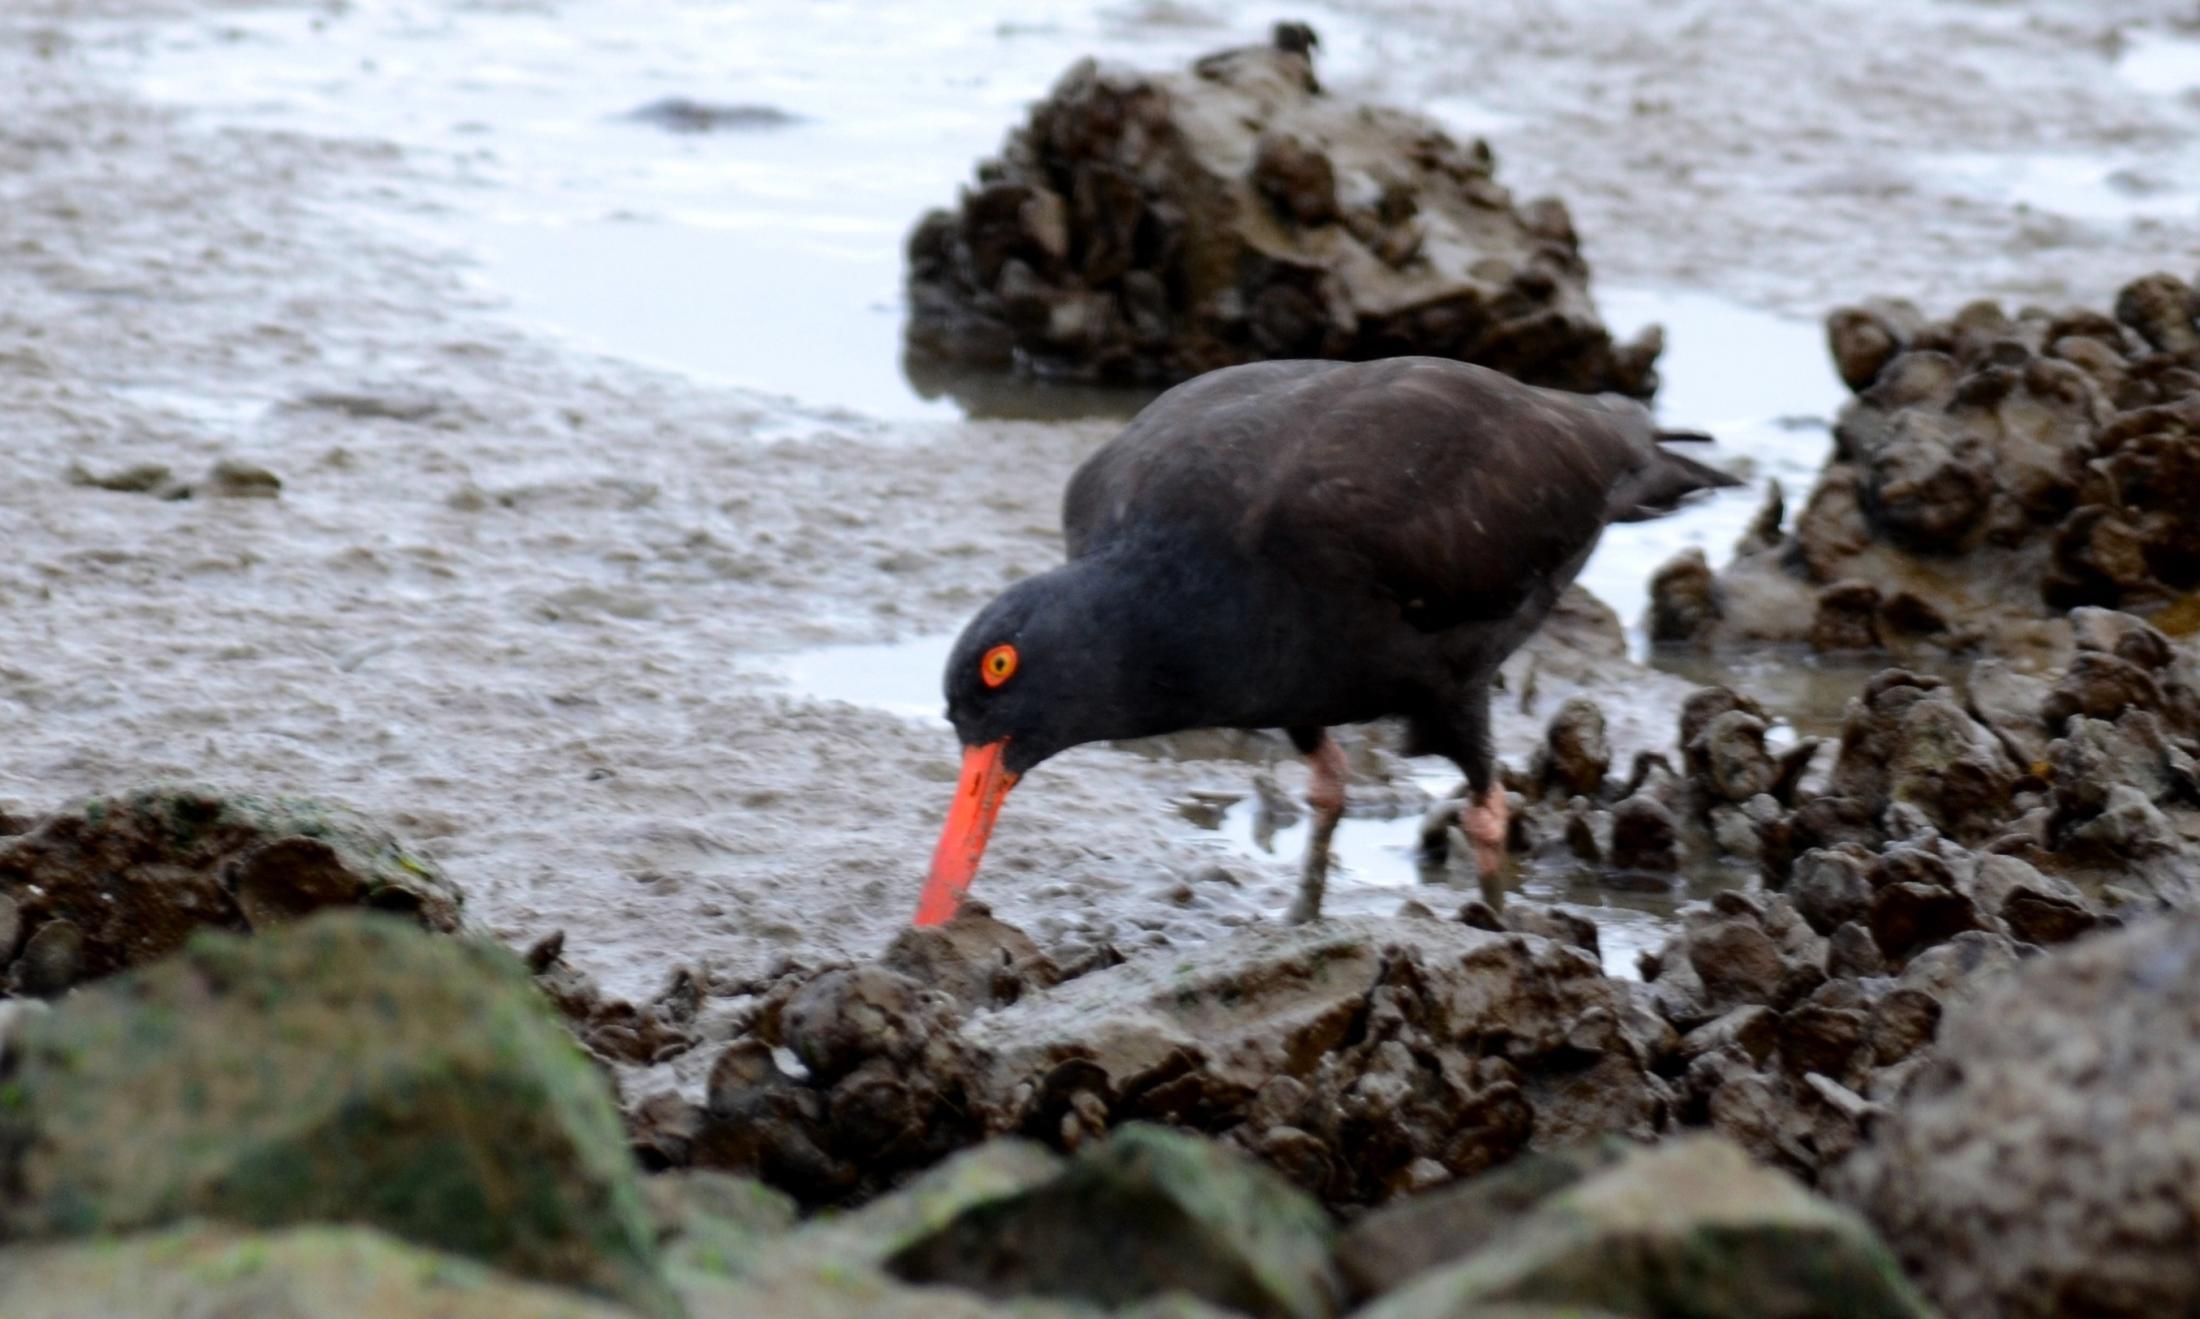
[916, 740, 1018, 925]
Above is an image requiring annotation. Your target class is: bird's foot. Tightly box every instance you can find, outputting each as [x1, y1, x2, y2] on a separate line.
[1288, 736, 1347, 923]
[1461, 784, 1509, 907]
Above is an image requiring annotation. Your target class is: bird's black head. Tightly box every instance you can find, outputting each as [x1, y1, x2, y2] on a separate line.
[917, 560, 1144, 928]
[941, 563, 1132, 776]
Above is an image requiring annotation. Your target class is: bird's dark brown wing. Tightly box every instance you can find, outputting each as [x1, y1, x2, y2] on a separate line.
[1063, 357, 1676, 630]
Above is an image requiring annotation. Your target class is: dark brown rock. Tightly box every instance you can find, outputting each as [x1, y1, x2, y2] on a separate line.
[1688, 919, 1787, 1014]
[1776, 1003, 1868, 1081]
[880, 903, 1059, 1010]
[1811, 580, 1883, 653]
[1788, 849, 1874, 936]
[1869, 883, 1984, 963]
[1648, 548, 1719, 644]
[0, 786, 460, 989]
[1538, 697, 1611, 799]
[1867, 988, 1942, 1066]
[1608, 794, 1680, 873]
[1827, 305, 1906, 392]
[906, 33, 1657, 398]
[1690, 710, 1778, 803]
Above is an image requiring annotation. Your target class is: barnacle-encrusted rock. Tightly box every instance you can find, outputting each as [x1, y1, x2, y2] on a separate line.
[1660, 272, 2200, 657]
[0, 785, 460, 992]
[905, 25, 1658, 400]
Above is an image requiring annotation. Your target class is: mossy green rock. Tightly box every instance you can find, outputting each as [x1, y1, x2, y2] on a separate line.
[885, 1123, 1341, 1318]
[797, 1139, 1063, 1270]
[644, 1169, 800, 1282]
[0, 912, 669, 1315]
[0, 1222, 633, 1318]
[1359, 1137, 1935, 1319]
[1337, 1141, 1634, 1301]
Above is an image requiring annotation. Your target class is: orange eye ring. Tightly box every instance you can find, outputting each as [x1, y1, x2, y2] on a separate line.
[981, 643, 1018, 688]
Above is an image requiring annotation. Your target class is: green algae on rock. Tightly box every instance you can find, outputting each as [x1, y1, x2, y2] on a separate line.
[0, 912, 669, 1316]
[885, 1122, 1342, 1319]
[0, 1223, 633, 1319]
[1358, 1137, 1932, 1319]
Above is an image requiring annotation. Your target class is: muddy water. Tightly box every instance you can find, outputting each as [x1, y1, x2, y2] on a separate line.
[11, 0, 2200, 999]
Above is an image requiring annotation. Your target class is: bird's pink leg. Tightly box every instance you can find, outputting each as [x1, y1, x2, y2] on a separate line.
[1460, 782, 1510, 909]
[1285, 734, 1347, 925]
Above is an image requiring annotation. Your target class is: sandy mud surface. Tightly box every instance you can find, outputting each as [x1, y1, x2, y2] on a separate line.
[5, 0, 2200, 999]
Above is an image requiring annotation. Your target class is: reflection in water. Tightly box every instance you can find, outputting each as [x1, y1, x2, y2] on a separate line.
[901, 349, 1161, 422]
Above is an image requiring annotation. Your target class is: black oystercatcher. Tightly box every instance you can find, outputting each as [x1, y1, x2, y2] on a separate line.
[919, 356, 1737, 925]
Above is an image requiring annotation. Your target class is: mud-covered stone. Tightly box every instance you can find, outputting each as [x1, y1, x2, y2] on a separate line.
[1536, 697, 1611, 799]
[959, 917, 1661, 1207]
[1359, 1136, 1931, 1319]
[1678, 1006, 1779, 1066]
[1674, 275, 2200, 648]
[880, 901, 1060, 1010]
[1866, 987, 1942, 1066]
[1691, 710, 1778, 803]
[0, 912, 669, 1314]
[1648, 547, 1720, 643]
[886, 1123, 1343, 1319]
[1775, 1003, 1868, 1082]
[1868, 882, 1983, 963]
[905, 28, 1657, 398]
[1687, 918, 1788, 1015]
[1811, 580, 1883, 653]
[1832, 911, 2200, 1317]
[0, 785, 460, 989]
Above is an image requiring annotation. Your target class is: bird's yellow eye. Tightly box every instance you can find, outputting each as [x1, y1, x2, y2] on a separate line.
[981, 643, 1018, 688]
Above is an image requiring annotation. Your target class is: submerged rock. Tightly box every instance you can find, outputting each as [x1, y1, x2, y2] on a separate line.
[0, 912, 670, 1315]
[622, 96, 803, 133]
[1832, 912, 2200, 1318]
[905, 24, 1657, 397]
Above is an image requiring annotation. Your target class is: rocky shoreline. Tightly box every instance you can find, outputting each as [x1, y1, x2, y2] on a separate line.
[7, 576, 2200, 1313]
[19, 259, 2200, 1309]
[9, 5, 2200, 1316]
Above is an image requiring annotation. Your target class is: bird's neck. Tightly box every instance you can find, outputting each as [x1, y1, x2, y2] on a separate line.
[1054, 536, 1274, 736]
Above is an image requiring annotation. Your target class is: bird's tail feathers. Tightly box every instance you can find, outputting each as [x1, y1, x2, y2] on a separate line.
[1610, 437, 1743, 523]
